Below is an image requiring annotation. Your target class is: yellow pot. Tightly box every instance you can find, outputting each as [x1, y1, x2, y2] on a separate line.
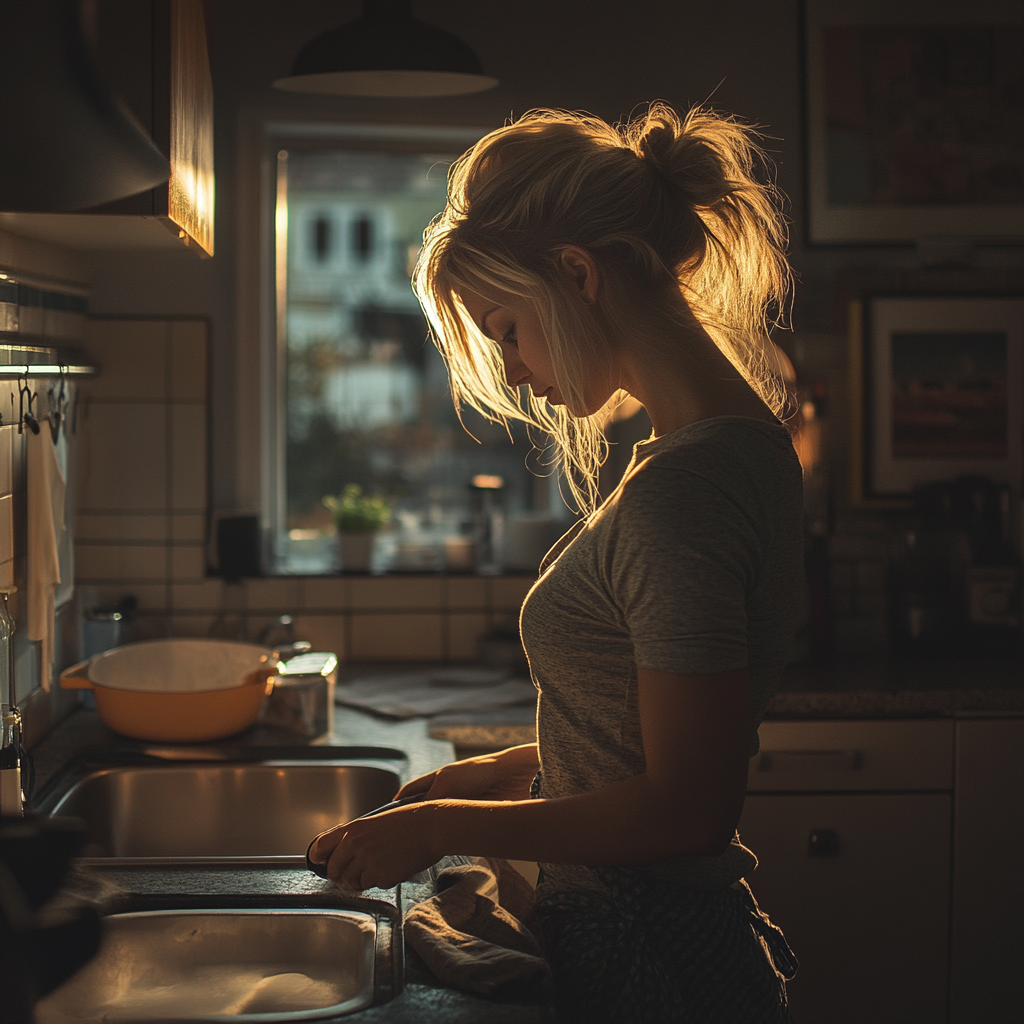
[60, 640, 277, 743]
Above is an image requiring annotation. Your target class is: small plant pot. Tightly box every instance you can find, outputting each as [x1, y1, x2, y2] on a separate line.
[339, 531, 376, 573]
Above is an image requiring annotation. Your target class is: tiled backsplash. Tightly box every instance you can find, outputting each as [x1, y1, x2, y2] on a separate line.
[80, 573, 534, 662]
[75, 317, 536, 662]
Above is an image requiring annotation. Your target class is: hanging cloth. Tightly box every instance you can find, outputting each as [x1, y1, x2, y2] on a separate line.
[27, 427, 66, 691]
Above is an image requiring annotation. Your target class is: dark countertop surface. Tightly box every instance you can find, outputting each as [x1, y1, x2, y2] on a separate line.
[426, 655, 1024, 749]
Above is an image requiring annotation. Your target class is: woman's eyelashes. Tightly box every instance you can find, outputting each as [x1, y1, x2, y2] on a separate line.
[501, 324, 518, 348]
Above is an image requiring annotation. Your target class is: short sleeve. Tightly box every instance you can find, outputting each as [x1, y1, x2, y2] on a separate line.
[605, 464, 761, 675]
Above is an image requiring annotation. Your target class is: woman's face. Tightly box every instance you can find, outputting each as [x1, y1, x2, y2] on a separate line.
[460, 288, 562, 404]
[460, 286, 613, 416]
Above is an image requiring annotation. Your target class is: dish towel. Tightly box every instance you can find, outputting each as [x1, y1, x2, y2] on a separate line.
[404, 858, 551, 999]
[27, 428, 66, 692]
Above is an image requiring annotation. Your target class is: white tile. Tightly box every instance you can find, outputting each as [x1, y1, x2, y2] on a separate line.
[349, 576, 443, 611]
[291, 614, 347, 659]
[79, 584, 169, 612]
[492, 576, 535, 611]
[74, 514, 168, 542]
[170, 544, 206, 580]
[448, 613, 488, 661]
[170, 615, 216, 638]
[302, 576, 349, 611]
[81, 319, 169, 401]
[171, 580, 224, 611]
[78, 403, 167, 511]
[134, 614, 171, 641]
[445, 576, 489, 610]
[74, 543, 168, 582]
[170, 320, 208, 400]
[243, 577, 301, 611]
[170, 404, 207, 511]
[171, 514, 206, 542]
[350, 613, 443, 661]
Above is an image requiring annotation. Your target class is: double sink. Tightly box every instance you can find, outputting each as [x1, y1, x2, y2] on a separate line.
[33, 747, 412, 1021]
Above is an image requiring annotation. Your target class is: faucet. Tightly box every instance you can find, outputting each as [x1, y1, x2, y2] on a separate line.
[257, 614, 295, 647]
[255, 614, 311, 661]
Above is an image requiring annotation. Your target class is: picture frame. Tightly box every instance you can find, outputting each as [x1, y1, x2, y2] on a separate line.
[803, 0, 1024, 244]
[850, 295, 1024, 506]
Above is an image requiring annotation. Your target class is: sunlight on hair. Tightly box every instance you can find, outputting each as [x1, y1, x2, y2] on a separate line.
[413, 102, 792, 514]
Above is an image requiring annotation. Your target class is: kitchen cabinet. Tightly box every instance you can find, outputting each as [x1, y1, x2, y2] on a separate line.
[0, 0, 213, 256]
[949, 718, 1024, 1024]
[739, 720, 955, 1024]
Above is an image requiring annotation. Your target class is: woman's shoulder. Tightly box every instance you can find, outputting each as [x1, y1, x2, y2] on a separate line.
[629, 416, 799, 493]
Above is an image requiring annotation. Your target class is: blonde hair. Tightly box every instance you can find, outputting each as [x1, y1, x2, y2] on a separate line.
[413, 103, 792, 513]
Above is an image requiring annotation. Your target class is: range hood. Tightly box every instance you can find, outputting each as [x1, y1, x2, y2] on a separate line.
[0, 0, 215, 258]
[0, 0, 169, 212]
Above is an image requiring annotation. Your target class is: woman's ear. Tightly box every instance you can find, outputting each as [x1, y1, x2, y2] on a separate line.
[560, 247, 600, 304]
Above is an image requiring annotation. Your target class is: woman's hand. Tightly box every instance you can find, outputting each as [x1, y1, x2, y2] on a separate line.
[309, 802, 440, 891]
[395, 743, 539, 802]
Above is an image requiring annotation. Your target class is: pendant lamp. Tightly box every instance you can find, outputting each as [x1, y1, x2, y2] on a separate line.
[0, 0, 169, 213]
[273, 0, 498, 98]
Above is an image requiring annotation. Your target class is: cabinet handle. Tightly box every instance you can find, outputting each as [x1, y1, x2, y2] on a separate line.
[756, 749, 863, 772]
[808, 828, 841, 857]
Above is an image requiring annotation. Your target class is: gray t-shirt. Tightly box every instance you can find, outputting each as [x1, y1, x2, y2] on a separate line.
[520, 416, 804, 895]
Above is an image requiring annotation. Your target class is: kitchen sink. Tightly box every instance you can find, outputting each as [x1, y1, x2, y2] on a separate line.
[35, 907, 378, 1022]
[40, 758, 402, 864]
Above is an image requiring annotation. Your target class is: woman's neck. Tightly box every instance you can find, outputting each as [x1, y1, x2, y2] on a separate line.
[616, 306, 776, 437]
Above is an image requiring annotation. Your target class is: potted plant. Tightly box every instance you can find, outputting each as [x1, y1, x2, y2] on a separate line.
[322, 485, 391, 573]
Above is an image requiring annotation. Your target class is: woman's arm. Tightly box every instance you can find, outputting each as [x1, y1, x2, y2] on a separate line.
[395, 742, 540, 802]
[313, 668, 750, 890]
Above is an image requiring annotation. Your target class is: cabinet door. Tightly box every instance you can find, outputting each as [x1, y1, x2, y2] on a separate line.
[738, 793, 951, 1024]
[950, 718, 1024, 1024]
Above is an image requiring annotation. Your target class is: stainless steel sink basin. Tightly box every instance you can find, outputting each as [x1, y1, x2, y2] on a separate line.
[45, 762, 400, 863]
[35, 908, 377, 1022]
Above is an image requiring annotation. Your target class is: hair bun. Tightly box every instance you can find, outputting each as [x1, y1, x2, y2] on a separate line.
[632, 106, 733, 208]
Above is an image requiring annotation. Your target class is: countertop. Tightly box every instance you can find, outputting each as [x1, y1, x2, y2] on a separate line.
[425, 654, 1024, 751]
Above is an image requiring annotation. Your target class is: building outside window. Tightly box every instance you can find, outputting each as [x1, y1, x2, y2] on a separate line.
[273, 133, 561, 575]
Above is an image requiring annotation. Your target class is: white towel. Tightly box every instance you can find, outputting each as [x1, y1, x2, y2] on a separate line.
[27, 428, 65, 691]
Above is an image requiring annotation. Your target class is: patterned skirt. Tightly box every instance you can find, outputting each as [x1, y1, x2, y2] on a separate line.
[535, 870, 796, 1024]
[530, 780, 798, 1023]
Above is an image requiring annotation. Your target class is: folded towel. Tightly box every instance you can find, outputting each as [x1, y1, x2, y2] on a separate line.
[336, 674, 537, 718]
[404, 858, 551, 999]
[27, 428, 65, 692]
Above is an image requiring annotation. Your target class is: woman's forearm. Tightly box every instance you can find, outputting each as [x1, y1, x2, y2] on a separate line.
[490, 742, 540, 768]
[426, 765, 746, 867]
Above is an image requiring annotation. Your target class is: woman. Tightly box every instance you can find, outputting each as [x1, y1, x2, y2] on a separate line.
[310, 103, 802, 1023]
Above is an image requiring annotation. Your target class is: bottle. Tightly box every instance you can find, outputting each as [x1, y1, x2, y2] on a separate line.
[0, 587, 22, 816]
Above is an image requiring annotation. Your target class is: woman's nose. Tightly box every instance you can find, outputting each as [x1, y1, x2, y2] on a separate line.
[501, 347, 528, 388]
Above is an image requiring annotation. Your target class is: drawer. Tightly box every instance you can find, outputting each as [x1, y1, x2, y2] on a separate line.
[749, 720, 954, 792]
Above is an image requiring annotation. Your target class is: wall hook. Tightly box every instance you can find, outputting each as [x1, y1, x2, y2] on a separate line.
[47, 365, 67, 443]
[18, 367, 40, 436]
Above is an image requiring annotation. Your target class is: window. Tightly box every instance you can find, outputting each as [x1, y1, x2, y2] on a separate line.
[272, 130, 559, 575]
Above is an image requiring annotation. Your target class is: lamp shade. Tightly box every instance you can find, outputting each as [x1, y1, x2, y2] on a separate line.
[273, 0, 498, 98]
[0, 0, 170, 213]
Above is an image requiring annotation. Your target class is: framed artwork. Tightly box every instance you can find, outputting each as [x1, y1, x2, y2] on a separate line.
[803, 0, 1024, 243]
[850, 296, 1024, 505]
